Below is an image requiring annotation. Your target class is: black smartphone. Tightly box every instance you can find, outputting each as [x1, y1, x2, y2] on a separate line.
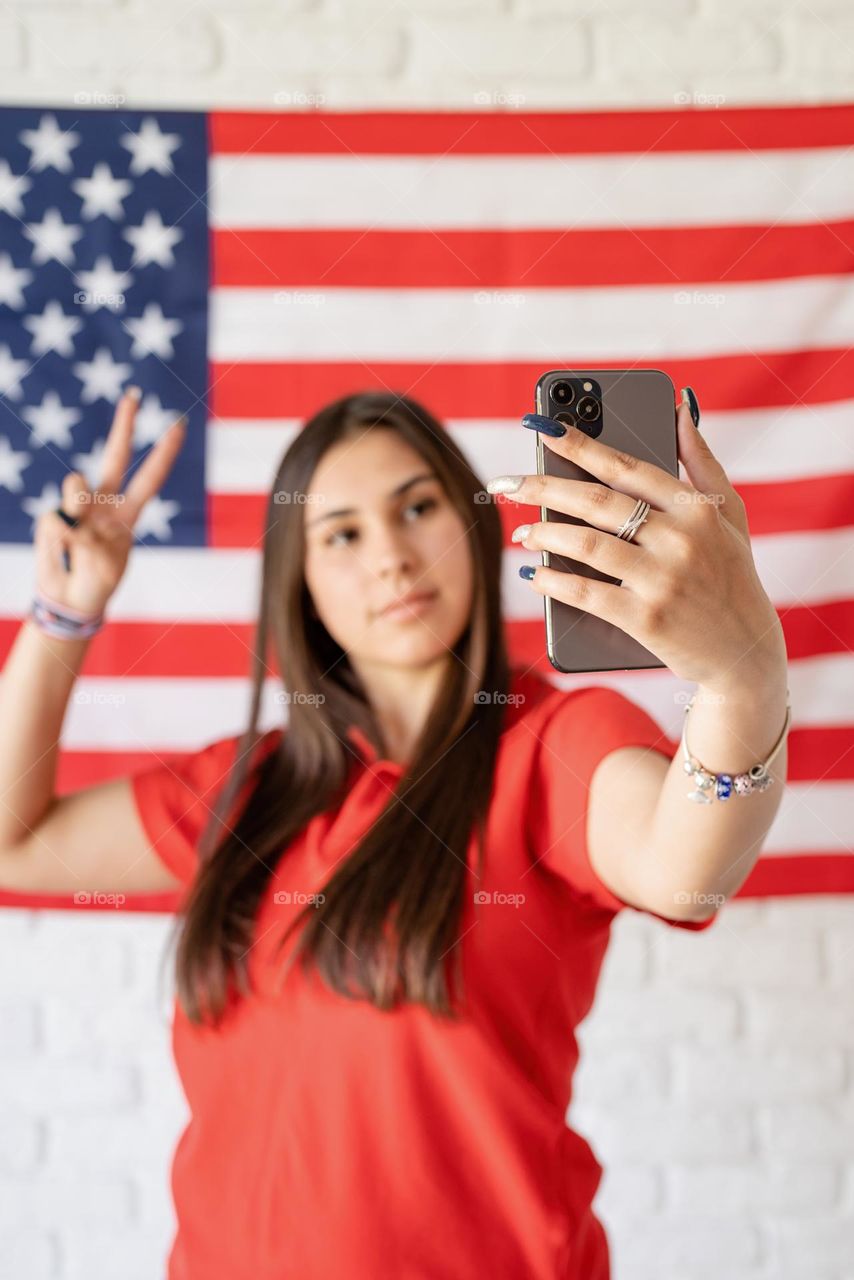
[533, 368, 678, 674]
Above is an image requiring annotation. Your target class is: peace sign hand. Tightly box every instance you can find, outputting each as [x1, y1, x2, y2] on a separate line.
[488, 393, 786, 691]
[33, 386, 187, 618]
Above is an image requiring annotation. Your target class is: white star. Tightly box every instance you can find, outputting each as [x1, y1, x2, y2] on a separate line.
[19, 113, 80, 173]
[133, 392, 178, 447]
[0, 344, 31, 400]
[134, 493, 181, 540]
[72, 163, 133, 220]
[123, 210, 183, 269]
[0, 253, 33, 309]
[22, 481, 64, 530]
[24, 301, 83, 358]
[0, 436, 32, 491]
[22, 391, 80, 448]
[74, 256, 132, 313]
[72, 347, 132, 403]
[24, 208, 82, 267]
[125, 303, 182, 359]
[71, 438, 108, 490]
[0, 160, 31, 218]
[120, 118, 181, 176]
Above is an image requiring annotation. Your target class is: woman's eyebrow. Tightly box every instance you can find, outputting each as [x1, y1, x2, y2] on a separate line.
[305, 472, 438, 528]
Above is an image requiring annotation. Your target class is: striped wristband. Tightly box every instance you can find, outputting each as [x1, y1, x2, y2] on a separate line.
[30, 591, 105, 640]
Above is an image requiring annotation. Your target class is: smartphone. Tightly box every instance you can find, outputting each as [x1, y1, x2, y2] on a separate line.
[533, 368, 678, 675]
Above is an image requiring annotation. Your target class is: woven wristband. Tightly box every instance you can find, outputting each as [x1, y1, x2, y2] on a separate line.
[30, 591, 105, 640]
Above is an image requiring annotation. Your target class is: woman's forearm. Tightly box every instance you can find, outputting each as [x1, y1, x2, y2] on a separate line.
[0, 617, 92, 849]
[642, 638, 790, 916]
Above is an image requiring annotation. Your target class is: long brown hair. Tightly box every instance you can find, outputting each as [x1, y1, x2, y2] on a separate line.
[170, 392, 510, 1026]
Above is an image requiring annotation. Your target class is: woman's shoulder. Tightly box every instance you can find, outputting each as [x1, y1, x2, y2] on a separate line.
[506, 666, 668, 749]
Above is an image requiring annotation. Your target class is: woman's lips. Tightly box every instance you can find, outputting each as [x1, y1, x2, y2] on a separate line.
[378, 589, 439, 620]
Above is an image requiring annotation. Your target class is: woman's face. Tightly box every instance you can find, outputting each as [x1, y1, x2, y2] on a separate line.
[303, 428, 474, 671]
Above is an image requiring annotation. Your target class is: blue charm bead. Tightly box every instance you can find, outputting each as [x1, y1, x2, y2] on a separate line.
[715, 773, 733, 800]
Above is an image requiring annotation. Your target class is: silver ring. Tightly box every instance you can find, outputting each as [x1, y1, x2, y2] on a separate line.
[615, 498, 651, 543]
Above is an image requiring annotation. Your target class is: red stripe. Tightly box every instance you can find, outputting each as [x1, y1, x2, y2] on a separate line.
[209, 468, 853, 550]
[209, 104, 854, 156]
[779, 599, 854, 662]
[739, 855, 854, 897]
[734, 473, 854, 536]
[210, 349, 854, 421]
[0, 622, 848, 778]
[2, 854, 851, 915]
[54, 730, 850, 787]
[0, 619, 259, 679]
[212, 222, 854, 289]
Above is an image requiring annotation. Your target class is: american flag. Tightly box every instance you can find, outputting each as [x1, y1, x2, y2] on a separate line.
[0, 102, 852, 912]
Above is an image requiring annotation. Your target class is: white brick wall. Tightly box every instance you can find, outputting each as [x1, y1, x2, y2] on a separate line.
[1, 2, 852, 1276]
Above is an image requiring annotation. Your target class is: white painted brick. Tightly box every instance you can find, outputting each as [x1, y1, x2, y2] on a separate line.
[0, 930, 131, 994]
[0, 1115, 42, 1172]
[46, 1108, 182, 1177]
[408, 17, 591, 81]
[595, 918, 654, 986]
[774, 1215, 854, 1271]
[788, 16, 854, 75]
[669, 1162, 840, 1213]
[0, 16, 24, 69]
[41, 995, 170, 1058]
[25, 11, 218, 76]
[331, 0, 505, 12]
[0, 1173, 133, 1229]
[0, 1232, 55, 1280]
[573, 1043, 670, 1103]
[608, 1214, 762, 1273]
[674, 1046, 844, 1101]
[656, 925, 822, 988]
[598, 17, 782, 82]
[744, 989, 854, 1043]
[594, 1162, 662, 1218]
[572, 1100, 755, 1163]
[0, 1061, 136, 1112]
[761, 1100, 854, 1159]
[824, 927, 854, 988]
[216, 17, 403, 77]
[62, 1229, 170, 1280]
[580, 984, 740, 1046]
[0, 1001, 39, 1057]
[521, 0, 695, 13]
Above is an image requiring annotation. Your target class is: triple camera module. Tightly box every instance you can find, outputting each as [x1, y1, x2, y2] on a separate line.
[548, 377, 603, 439]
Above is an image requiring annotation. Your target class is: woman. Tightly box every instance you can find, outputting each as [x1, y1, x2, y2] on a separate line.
[0, 386, 789, 1279]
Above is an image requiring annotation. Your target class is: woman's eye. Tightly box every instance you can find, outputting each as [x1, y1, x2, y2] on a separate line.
[404, 497, 437, 521]
[326, 527, 357, 547]
[324, 498, 437, 547]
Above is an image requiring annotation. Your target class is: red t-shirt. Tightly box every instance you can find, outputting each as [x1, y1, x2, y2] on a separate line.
[130, 667, 717, 1280]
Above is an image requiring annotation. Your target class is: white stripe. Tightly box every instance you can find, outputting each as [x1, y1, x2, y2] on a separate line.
[210, 279, 854, 362]
[208, 404, 854, 494]
[2, 530, 854, 620]
[209, 150, 854, 229]
[543, 654, 853, 734]
[504, 532, 854, 614]
[55, 675, 854, 855]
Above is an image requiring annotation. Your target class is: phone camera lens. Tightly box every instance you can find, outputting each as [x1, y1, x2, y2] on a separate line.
[551, 381, 575, 406]
[576, 396, 601, 422]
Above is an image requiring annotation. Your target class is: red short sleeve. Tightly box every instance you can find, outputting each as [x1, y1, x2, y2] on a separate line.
[528, 685, 717, 932]
[129, 730, 280, 888]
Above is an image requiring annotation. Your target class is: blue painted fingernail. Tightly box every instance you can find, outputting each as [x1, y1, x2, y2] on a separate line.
[519, 564, 536, 580]
[681, 386, 700, 428]
[521, 413, 566, 437]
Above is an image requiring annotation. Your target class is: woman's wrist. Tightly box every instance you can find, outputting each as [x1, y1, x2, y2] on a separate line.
[29, 589, 107, 642]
